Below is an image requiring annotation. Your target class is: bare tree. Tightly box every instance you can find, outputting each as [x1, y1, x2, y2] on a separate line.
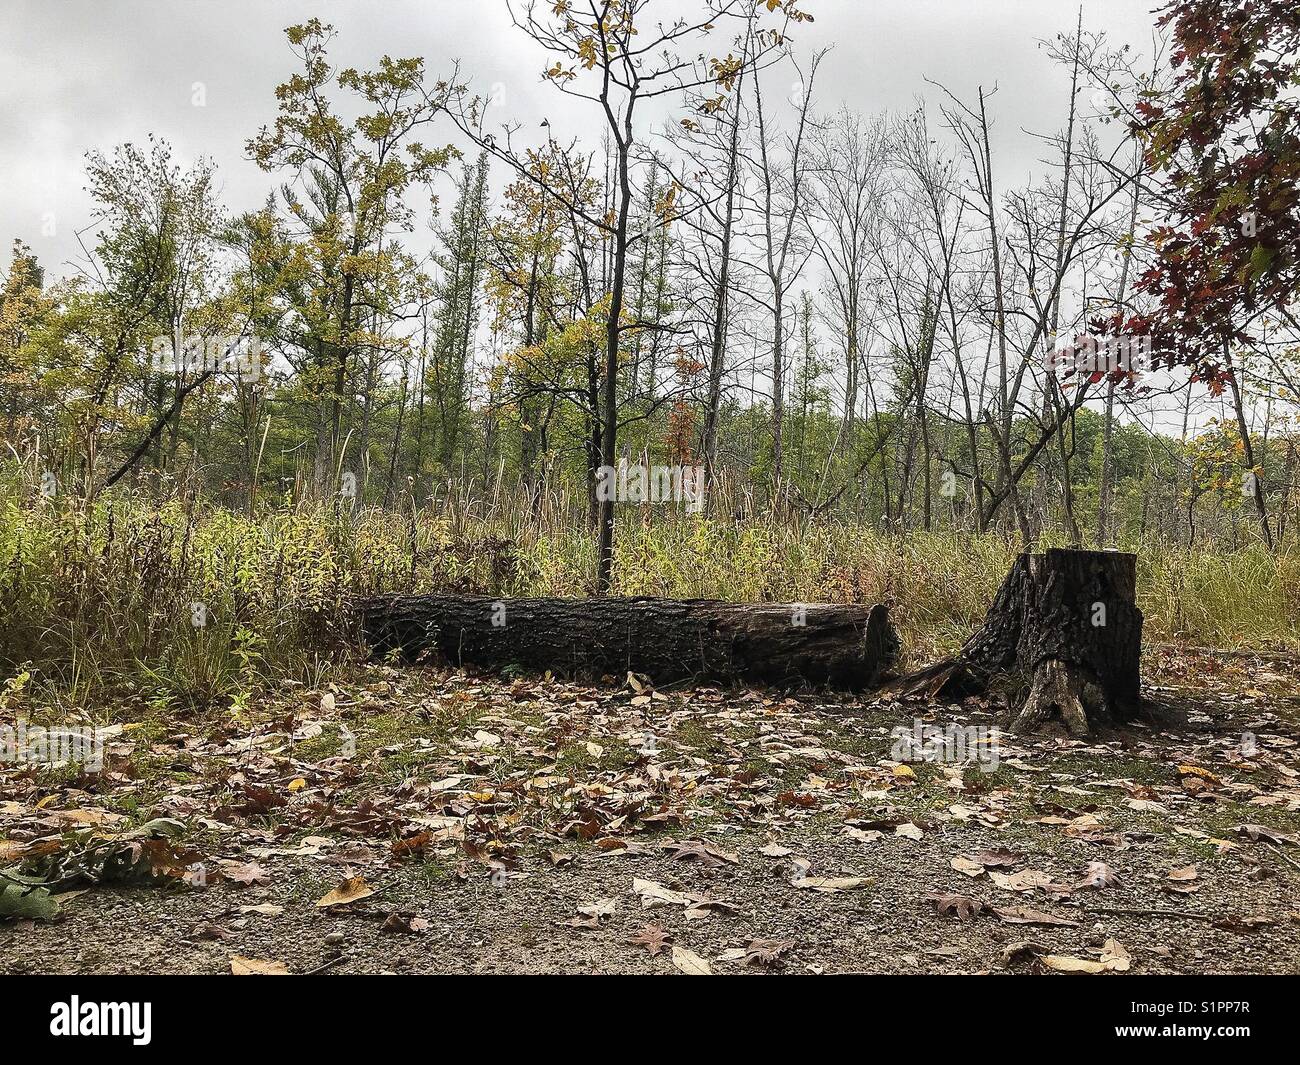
[745, 49, 823, 491]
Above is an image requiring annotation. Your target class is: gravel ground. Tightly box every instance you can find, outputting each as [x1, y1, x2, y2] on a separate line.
[3, 644, 1299, 975]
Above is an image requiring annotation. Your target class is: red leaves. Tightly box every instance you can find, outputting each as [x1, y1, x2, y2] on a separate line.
[1138, 0, 1300, 353]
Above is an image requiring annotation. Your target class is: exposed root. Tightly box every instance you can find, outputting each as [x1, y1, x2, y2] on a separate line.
[1007, 658, 1105, 736]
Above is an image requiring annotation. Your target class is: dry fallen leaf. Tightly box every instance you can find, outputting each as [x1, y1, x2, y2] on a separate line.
[992, 905, 1079, 927]
[230, 955, 290, 975]
[664, 840, 739, 865]
[989, 868, 1055, 893]
[972, 848, 1022, 868]
[951, 856, 986, 878]
[631, 877, 732, 918]
[316, 875, 375, 908]
[683, 898, 740, 920]
[793, 875, 875, 893]
[1041, 955, 1107, 973]
[238, 903, 284, 917]
[627, 924, 671, 956]
[745, 938, 795, 968]
[671, 945, 713, 975]
[632, 877, 695, 908]
[1237, 824, 1299, 847]
[999, 940, 1049, 967]
[217, 859, 270, 886]
[380, 912, 430, 934]
[1042, 938, 1130, 974]
[1101, 938, 1132, 972]
[1074, 860, 1121, 891]
[575, 897, 618, 923]
[929, 892, 984, 920]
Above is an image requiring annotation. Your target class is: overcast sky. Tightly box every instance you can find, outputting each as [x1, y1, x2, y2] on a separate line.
[1, 0, 1167, 279]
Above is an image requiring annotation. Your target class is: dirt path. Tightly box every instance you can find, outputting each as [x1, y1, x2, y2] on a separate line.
[3, 645, 1299, 974]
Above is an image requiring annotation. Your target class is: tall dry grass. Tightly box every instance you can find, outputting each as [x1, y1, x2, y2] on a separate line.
[3, 476, 1298, 709]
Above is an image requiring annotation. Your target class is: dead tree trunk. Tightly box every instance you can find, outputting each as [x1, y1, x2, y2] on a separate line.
[889, 549, 1142, 735]
[358, 595, 899, 690]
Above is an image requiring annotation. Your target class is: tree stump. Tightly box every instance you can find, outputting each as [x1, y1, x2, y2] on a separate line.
[888, 549, 1142, 735]
[357, 595, 900, 690]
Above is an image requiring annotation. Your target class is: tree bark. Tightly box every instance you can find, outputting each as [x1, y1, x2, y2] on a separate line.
[103, 368, 216, 489]
[887, 548, 1142, 735]
[358, 595, 898, 690]
[701, 68, 744, 497]
[1225, 347, 1275, 550]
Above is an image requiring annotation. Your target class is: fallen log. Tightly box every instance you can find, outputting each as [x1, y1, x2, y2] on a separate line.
[358, 595, 899, 690]
[886, 548, 1143, 735]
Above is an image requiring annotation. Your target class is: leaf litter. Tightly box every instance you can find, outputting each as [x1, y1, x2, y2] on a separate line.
[4, 648, 1300, 972]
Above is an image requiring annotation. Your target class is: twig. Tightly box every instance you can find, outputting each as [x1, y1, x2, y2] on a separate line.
[1265, 843, 1300, 874]
[1083, 905, 1213, 922]
[304, 955, 347, 975]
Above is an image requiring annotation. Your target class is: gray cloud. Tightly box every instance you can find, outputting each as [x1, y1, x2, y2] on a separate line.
[2, 0, 1161, 278]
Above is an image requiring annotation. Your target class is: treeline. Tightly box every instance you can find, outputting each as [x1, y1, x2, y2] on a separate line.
[3, 0, 1299, 570]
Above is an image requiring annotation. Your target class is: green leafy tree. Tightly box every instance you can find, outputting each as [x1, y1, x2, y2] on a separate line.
[247, 19, 458, 497]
